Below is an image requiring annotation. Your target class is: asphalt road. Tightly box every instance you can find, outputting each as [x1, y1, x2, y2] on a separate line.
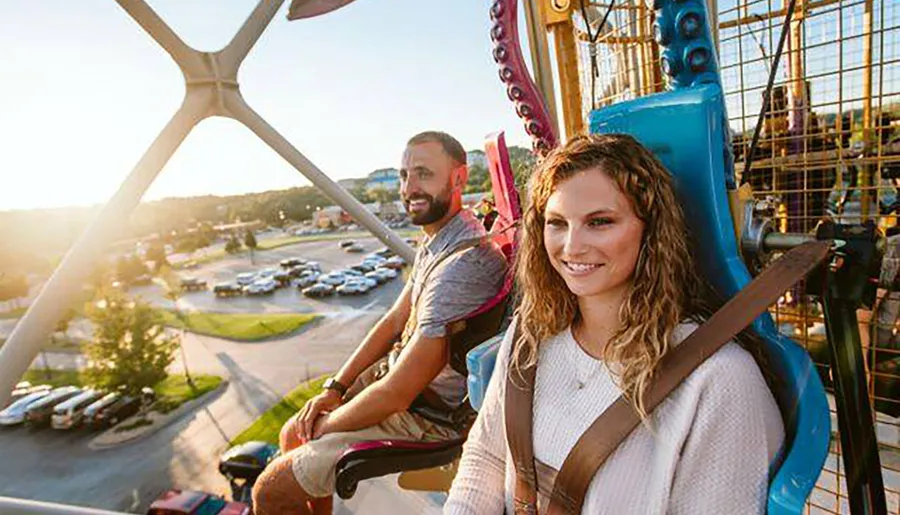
[0, 237, 443, 513]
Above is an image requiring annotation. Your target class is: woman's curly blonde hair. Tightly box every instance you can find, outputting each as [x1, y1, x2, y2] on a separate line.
[513, 133, 733, 419]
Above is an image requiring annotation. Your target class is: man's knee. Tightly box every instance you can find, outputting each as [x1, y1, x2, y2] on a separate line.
[280, 418, 301, 452]
[252, 456, 308, 515]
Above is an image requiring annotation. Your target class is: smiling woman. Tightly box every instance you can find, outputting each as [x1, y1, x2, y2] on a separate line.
[446, 134, 784, 514]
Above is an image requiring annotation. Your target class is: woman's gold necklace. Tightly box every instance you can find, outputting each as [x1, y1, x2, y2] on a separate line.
[570, 323, 607, 390]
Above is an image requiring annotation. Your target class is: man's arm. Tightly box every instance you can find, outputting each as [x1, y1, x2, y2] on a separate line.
[290, 280, 412, 447]
[312, 330, 449, 438]
[332, 279, 413, 388]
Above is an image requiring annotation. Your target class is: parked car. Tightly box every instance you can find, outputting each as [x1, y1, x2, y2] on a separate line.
[279, 257, 306, 268]
[338, 279, 371, 295]
[244, 278, 277, 295]
[374, 267, 398, 280]
[365, 270, 388, 285]
[295, 271, 320, 289]
[256, 268, 279, 279]
[340, 272, 376, 289]
[51, 389, 102, 430]
[219, 441, 280, 505]
[273, 270, 292, 286]
[302, 283, 335, 298]
[85, 388, 154, 429]
[147, 489, 249, 515]
[287, 265, 308, 278]
[235, 272, 257, 286]
[345, 244, 364, 253]
[384, 255, 407, 269]
[375, 247, 395, 258]
[180, 277, 207, 292]
[214, 282, 243, 297]
[305, 261, 322, 272]
[318, 272, 346, 286]
[364, 255, 387, 266]
[350, 263, 375, 274]
[0, 390, 51, 426]
[339, 240, 356, 248]
[8, 382, 51, 408]
[24, 386, 82, 428]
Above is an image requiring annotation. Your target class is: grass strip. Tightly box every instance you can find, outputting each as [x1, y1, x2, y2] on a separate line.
[230, 375, 327, 446]
[153, 374, 223, 414]
[158, 311, 319, 342]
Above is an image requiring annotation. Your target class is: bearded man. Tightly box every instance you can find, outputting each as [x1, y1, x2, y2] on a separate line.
[252, 131, 508, 515]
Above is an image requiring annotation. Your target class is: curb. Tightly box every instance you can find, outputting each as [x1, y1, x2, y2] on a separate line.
[88, 379, 229, 451]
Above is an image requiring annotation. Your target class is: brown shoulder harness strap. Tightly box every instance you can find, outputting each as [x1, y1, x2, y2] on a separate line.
[505, 240, 831, 515]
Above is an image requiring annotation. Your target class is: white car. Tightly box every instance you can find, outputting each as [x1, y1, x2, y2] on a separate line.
[236, 272, 257, 286]
[295, 271, 321, 288]
[245, 278, 277, 295]
[384, 256, 407, 269]
[365, 271, 388, 285]
[340, 269, 376, 288]
[337, 280, 370, 295]
[0, 390, 50, 426]
[319, 272, 346, 286]
[52, 389, 102, 430]
[375, 267, 397, 280]
[257, 268, 279, 279]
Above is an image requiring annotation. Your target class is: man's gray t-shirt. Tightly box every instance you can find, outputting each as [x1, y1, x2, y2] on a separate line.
[406, 209, 508, 408]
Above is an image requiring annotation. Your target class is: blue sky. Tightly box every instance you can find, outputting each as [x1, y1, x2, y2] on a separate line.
[0, 1, 532, 211]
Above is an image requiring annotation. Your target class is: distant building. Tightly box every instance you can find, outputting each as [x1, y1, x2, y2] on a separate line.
[312, 206, 350, 228]
[337, 178, 360, 190]
[366, 168, 400, 193]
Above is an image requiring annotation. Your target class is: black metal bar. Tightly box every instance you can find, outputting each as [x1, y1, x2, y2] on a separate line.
[741, 0, 799, 183]
[821, 294, 887, 514]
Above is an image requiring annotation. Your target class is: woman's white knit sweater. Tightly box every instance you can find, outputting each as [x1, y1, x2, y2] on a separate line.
[444, 320, 785, 514]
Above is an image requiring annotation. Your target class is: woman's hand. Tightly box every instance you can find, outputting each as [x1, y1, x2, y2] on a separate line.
[295, 389, 342, 444]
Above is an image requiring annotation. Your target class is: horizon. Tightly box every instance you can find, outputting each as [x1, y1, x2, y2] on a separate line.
[0, 1, 533, 212]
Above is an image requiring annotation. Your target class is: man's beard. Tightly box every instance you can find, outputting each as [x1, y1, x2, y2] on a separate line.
[403, 192, 451, 226]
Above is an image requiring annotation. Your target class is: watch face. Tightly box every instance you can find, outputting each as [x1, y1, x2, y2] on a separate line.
[325, 378, 345, 393]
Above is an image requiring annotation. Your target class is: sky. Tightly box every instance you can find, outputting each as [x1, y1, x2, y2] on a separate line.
[0, 1, 533, 211]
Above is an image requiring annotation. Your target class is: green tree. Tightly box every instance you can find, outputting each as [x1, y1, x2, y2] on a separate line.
[146, 240, 169, 272]
[116, 254, 149, 285]
[244, 230, 258, 265]
[507, 146, 537, 193]
[466, 164, 490, 194]
[350, 183, 373, 204]
[370, 187, 399, 205]
[225, 234, 242, 254]
[156, 267, 194, 387]
[84, 290, 178, 394]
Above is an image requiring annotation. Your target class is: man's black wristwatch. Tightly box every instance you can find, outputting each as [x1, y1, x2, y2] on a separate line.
[323, 377, 348, 397]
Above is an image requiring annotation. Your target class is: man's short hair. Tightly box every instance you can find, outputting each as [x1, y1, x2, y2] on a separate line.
[407, 131, 467, 167]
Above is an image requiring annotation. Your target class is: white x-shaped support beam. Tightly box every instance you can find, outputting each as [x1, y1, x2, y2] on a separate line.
[0, 0, 414, 406]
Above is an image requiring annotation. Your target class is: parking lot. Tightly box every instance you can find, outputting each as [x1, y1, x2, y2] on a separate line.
[131, 236, 407, 316]
[0, 235, 442, 513]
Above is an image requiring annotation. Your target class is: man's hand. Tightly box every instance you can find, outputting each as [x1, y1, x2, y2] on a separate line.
[312, 412, 332, 440]
[294, 389, 343, 444]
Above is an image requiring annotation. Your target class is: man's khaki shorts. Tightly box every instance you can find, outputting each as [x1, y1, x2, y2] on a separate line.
[289, 362, 460, 498]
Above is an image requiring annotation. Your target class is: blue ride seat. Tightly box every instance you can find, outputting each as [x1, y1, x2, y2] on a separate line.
[466, 82, 831, 514]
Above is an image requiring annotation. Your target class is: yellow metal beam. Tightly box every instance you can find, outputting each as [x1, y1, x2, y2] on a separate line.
[552, 19, 585, 138]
